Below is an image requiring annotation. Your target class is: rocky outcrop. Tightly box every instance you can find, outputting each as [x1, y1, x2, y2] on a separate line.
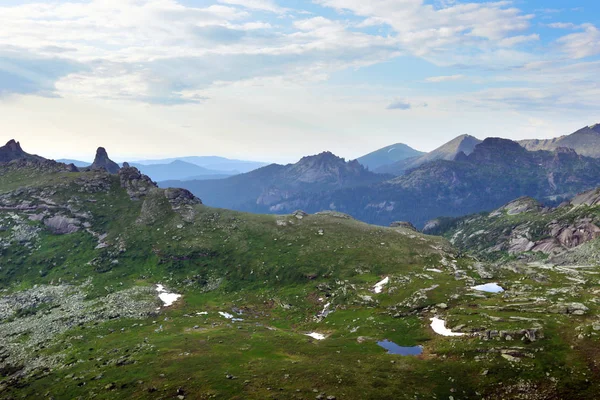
[164, 188, 202, 208]
[390, 221, 417, 231]
[490, 197, 542, 217]
[0, 140, 44, 163]
[90, 147, 120, 174]
[571, 187, 600, 207]
[118, 165, 157, 200]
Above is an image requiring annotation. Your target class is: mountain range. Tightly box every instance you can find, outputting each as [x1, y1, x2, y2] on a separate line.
[160, 151, 390, 211]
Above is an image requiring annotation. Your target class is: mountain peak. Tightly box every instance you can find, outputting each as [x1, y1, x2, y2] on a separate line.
[589, 123, 600, 133]
[90, 147, 120, 174]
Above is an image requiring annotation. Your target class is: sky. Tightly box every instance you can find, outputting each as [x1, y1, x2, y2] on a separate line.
[0, 0, 599, 163]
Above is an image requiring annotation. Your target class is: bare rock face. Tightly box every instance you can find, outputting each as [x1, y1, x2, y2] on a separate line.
[44, 215, 81, 234]
[90, 147, 120, 174]
[490, 197, 541, 217]
[571, 188, 600, 207]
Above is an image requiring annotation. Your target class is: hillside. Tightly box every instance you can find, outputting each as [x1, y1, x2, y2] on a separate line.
[424, 189, 600, 263]
[377, 134, 481, 175]
[356, 143, 424, 171]
[1, 148, 600, 399]
[520, 124, 600, 157]
[261, 138, 600, 227]
[160, 151, 390, 212]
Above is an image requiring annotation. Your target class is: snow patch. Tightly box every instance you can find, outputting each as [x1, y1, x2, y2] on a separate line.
[305, 332, 326, 340]
[373, 277, 390, 294]
[426, 268, 443, 273]
[156, 284, 182, 307]
[430, 317, 465, 337]
[219, 312, 234, 319]
[472, 283, 504, 293]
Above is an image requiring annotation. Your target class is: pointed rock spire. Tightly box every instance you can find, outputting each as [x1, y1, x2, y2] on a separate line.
[90, 147, 120, 174]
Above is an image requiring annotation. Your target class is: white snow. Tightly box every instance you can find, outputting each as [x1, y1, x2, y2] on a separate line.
[387, 147, 396, 153]
[426, 268, 443, 273]
[196, 312, 208, 316]
[373, 277, 390, 293]
[318, 303, 332, 318]
[471, 283, 504, 293]
[219, 312, 234, 319]
[155, 284, 182, 307]
[430, 317, 465, 337]
[305, 332, 326, 340]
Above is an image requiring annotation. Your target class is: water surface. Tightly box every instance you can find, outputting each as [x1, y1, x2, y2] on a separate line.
[377, 340, 423, 355]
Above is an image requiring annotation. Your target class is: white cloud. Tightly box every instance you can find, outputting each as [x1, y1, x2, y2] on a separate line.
[498, 34, 539, 47]
[425, 74, 465, 83]
[556, 24, 600, 59]
[314, 0, 535, 64]
[218, 0, 285, 13]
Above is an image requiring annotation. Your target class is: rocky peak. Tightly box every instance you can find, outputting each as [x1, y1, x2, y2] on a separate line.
[0, 139, 44, 163]
[297, 151, 346, 168]
[463, 138, 528, 164]
[90, 147, 120, 174]
[589, 123, 600, 133]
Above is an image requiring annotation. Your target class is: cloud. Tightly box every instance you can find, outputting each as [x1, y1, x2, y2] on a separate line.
[547, 22, 579, 30]
[0, 1, 400, 102]
[498, 34, 539, 47]
[0, 52, 84, 96]
[425, 74, 464, 83]
[314, 0, 535, 65]
[218, 0, 285, 13]
[556, 24, 600, 59]
[387, 100, 411, 110]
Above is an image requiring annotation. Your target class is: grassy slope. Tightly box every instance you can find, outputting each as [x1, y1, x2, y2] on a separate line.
[0, 167, 599, 399]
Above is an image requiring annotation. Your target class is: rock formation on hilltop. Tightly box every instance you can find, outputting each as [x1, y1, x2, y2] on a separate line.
[89, 147, 120, 174]
[0, 139, 45, 163]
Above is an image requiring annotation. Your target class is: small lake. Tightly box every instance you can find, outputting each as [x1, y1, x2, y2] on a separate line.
[377, 340, 423, 356]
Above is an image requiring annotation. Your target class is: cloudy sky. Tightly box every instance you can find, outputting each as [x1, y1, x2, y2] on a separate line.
[0, 0, 599, 163]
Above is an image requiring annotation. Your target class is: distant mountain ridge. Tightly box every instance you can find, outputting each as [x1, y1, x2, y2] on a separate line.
[257, 138, 600, 227]
[519, 124, 600, 157]
[356, 143, 424, 171]
[160, 151, 391, 211]
[129, 160, 235, 182]
[376, 134, 482, 175]
[133, 156, 268, 173]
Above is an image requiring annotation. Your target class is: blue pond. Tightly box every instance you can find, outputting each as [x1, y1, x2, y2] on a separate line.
[377, 340, 423, 356]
